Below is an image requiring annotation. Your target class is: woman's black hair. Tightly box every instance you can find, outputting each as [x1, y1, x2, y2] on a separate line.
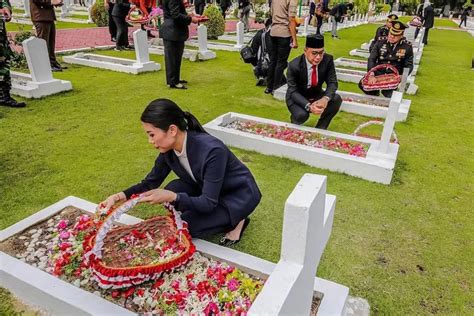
[140, 98, 207, 133]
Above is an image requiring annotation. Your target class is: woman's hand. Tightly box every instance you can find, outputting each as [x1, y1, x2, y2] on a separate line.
[98, 192, 126, 211]
[140, 189, 177, 204]
[191, 16, 200, 23]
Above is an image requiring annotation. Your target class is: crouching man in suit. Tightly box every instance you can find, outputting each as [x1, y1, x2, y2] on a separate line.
[285, 34, 341, 130]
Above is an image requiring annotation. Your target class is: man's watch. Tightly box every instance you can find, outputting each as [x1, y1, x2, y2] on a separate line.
[305, 103, 311, 112]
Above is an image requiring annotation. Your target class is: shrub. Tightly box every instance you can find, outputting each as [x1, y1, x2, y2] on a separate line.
[90, 2, 108, 27]
[14, 31, 34, 46]
[254, 4, 270, 24]
[204, 5, 225, 40]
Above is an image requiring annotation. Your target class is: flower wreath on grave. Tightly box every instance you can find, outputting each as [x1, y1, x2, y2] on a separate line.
[361, 64, 401, 91]
[409, 16, 423, 27]
[126, 7, 163, 30]
[84, 195, 195, 289]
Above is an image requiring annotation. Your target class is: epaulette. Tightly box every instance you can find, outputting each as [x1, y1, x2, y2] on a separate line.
[401, 38, 412, 46]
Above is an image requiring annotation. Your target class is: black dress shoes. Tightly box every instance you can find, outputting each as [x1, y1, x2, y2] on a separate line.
[264, 88, 273, 94]
[219, 218, 250, 247]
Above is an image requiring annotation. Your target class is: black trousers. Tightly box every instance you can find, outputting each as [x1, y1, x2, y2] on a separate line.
[414, 26, 420, 39]
[107, 3, 117, 40]
[33, 22, 58, 66]
[163, 39, 185, 86]
[112, 15, 129, 47]
[165, 179, 233, 238]
[460, 16, 467, 27]
[287, 94, 342, 129]
[358, 79, 394, 98]
[267, 36, 291, 91]
[316, 15, 323, 34]
[422, 27, 430, 44]
[195, 3, 205, 15]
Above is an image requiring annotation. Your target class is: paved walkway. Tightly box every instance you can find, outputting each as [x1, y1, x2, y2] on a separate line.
[10, 20, 263, 52]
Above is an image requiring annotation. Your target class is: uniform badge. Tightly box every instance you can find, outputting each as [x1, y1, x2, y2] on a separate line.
[396, 49, 406, 58]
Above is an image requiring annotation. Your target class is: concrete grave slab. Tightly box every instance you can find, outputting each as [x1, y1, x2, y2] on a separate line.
[63, 30, 161, 74]
[11, 37, 72, 99]
[1, 173, 349, 315]
[272, 84, 410, 121]
[204, 95, 403, 184]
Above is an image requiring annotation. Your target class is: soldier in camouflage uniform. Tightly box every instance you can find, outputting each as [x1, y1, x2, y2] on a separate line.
[359, 20, 414, 98]
[0, 0, 26, 107]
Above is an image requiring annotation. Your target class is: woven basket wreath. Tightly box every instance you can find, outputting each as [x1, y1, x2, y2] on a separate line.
[361, 64, 401, 91]
[409, 16, 423, 27]
[84, 196, 195, 289]
[126, 7, 163, 30]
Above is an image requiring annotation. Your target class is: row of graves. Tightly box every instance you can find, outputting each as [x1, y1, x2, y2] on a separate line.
[0, 17, 424, 315]
[12, 0, 93, 24]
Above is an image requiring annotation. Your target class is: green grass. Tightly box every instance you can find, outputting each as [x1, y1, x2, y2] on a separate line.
[1, 24, 473, 314]
[398, 15, 459, 28]
[6, 21, 95, 31]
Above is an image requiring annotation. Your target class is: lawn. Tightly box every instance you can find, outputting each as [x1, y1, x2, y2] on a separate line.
[1, 24, 473, 314]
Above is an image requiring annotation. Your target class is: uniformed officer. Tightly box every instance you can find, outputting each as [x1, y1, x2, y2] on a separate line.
[0, 0, 26, 108]
[359, 20, 413, 98]
[369, 13, 398, 51]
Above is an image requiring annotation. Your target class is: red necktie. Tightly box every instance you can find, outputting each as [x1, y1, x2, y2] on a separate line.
[311, 65, 318, 87]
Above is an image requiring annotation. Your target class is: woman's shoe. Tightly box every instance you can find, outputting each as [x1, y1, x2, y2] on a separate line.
[170, 83, 187, 90]
[219, 218, 250, 247]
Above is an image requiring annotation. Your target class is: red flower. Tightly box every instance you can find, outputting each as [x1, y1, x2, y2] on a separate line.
[137, 289, 145, 297]
[152, 278, 165, 289]
[186, 273, 194, 281]
[122, 287, 135, 299]
[111, 290, 120, 298]
[204, 302, 219, 316]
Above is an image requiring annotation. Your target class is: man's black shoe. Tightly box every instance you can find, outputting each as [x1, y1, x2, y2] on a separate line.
[51, 65, 63, 72]
[264, 88, 273, 94]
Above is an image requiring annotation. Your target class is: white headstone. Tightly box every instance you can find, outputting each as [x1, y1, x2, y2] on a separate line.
[23, 0, 30, 17]
[60, 0, 70, 18]
[377, 91, 402, 153]
[302, 16, 309, 36]
[397, 68, 410, 93]
[22, 37, 53, 83]
[235, 21, 244, 49]
[198, 24, 208, 52]
[249, 174, 329, 315]
[133, 30, 150, 64]
[87, 0, 95, 23]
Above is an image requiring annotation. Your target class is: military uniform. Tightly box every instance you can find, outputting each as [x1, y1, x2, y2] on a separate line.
[369, 14, 397, 52]
[360, 21, 413, 98]
[0, 0, 25, 107]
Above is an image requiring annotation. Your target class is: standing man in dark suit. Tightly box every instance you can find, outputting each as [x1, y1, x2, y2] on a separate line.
[30, 0, 65, 71]
[220, 0, 231, 19]
[285, 34, 341, 130]
[422, 1, 434, 45]
[160, 0, 199, 89]
[104, 0, 117, 42]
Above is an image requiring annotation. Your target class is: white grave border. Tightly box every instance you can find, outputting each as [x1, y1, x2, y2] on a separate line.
[1, 184, 348, 315]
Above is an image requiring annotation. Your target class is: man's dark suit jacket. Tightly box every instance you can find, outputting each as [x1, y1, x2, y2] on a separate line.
[286, 53, 338, 110]
[159, 0, 192, 42]
[123, 131, 262, 226]
[423, 5, 434, 29]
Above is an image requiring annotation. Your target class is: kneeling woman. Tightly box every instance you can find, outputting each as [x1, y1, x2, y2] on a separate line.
[101, 99, 262, 246]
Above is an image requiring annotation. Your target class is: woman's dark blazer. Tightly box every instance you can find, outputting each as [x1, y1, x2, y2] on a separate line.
[123, 131, 262, 226]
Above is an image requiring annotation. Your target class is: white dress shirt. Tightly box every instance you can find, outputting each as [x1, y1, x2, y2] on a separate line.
[173, 132, 197, 182]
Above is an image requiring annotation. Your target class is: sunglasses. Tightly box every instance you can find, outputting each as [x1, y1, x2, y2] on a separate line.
[308, 50, 325, 57]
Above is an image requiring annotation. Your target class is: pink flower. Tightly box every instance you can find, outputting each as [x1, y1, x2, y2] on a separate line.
[56, 219, 68, 230]
[227, 278, 240, 291]
[59, 231, 70, 240]
[204, 302, 219, 316]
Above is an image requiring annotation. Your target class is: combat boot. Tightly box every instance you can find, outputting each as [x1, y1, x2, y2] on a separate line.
[0, 86, 26, 108]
